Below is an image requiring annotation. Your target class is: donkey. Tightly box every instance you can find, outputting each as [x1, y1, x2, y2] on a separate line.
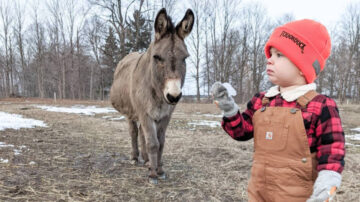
[110, 8, 194, 184]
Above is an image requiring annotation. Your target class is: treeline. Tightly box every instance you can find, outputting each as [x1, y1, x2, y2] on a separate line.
[0, 0, 359, 104]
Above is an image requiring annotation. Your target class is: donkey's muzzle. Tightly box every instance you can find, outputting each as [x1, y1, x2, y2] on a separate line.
[166, 93, 182, 104]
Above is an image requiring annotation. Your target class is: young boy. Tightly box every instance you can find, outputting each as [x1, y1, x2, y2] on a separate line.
[211, 19, 345, 202]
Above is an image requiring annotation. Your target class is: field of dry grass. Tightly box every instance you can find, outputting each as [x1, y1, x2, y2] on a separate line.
[0, 98, 359, 201]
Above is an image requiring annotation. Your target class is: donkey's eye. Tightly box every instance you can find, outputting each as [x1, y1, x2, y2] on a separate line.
[153, 55, 163, 62]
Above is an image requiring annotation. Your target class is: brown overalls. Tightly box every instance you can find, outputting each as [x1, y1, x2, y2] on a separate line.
[248, 91, 318, 202]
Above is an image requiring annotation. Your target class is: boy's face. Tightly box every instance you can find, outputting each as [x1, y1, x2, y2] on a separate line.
[266, 47, 307, 87]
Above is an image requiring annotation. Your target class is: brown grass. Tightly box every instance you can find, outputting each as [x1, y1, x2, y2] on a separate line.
[0, 99, 359, 201]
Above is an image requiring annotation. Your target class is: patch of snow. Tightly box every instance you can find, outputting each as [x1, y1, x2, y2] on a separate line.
[200, 114, 223, 118]
[102, 115, 126, 121]
[14, 149, 21, 155]
[0, 142, 28, 156]
[350, 127, 360, 132]
[0, 158, 8, 163]
[345, 142, 360, 147]
[109, 117, 125, 121]
[29, 161, 36, 165]
[346, 134, 360, 141]
[0, 142, 14, 148]
[0, 111, 47, 131]
[36, 105, 117, 116]
[188, 120, 221, 128]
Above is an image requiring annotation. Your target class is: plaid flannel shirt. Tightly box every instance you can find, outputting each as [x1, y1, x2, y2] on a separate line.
[222, 92, 345, 173]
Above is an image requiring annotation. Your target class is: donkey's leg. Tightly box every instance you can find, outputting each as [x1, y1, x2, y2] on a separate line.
[156, 117, 170, 180]
[128, 120, 139, 164]
[138, 125, 149, 164]
[139, 115, 159, 184]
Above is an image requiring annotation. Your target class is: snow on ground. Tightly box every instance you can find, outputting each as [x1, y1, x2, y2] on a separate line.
[0, 111, 47, 131]
[350, 127, 360, 132]
[345, 142, 360, 147]
[0, 112, 39, 163]
[102, 115, 126, 121]
[346, 134, 360, 141]
[0, 142, 28, 163]
[0, 142, 14, 148]
[109, 117, 126, 121]
[200, 114, 223, 118]
[188, 120, 221, 128]
[347, 127, 360, 141]
[36, 105, 117, 116]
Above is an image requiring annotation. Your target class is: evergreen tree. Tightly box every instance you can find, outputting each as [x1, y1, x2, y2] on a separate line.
[102, 27, 120, 71]
[102, 27, 120, 91]
[125, 10, 151, 52]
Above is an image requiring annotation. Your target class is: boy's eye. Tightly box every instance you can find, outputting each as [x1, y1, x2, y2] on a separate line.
[276, 53, 282, 57]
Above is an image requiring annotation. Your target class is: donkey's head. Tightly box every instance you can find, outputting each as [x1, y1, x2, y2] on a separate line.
[150, 8, 194, 105]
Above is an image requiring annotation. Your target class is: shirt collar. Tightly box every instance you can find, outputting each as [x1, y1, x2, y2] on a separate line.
[264, 83, 317, 102]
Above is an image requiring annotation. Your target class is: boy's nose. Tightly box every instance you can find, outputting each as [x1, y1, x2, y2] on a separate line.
[267, 59, 273, 65]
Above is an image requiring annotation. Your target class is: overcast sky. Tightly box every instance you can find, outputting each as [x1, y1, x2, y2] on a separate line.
[255, 0, 358, 28]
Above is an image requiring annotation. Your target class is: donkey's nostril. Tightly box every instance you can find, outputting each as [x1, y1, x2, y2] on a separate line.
[166, 93, 182, 104]
[175, 93, 182, 102]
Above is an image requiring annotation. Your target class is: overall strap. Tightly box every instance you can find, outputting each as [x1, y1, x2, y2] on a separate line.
[296, 90, 319, 109]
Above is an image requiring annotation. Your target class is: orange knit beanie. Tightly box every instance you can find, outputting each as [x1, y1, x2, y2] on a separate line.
[264, 19, 331, 83]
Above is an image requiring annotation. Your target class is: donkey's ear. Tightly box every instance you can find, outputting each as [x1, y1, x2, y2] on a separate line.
[176, 9, 194, 40]
[154, 8, 171, 41]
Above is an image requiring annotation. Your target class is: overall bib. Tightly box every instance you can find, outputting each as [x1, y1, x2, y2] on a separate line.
[248, 91, 318, 202]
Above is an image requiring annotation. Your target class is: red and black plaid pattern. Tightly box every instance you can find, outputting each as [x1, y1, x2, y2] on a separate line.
[222, 92, 345, 173]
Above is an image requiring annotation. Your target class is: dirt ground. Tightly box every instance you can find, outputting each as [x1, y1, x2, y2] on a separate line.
[0, 98, 359, 202]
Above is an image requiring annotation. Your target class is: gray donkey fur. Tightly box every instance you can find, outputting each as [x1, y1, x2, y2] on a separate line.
[110, 8, 194, 184]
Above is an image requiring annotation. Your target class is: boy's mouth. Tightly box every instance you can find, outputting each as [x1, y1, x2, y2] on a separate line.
[266, 69, 274, 75]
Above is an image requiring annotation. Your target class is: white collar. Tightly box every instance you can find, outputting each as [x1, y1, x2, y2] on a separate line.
[265, 83, 317, 102]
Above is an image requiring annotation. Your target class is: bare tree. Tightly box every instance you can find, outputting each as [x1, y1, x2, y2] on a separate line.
[14, 0, 27, 96]
[65, 0, 90, 99]
[338, 3, 360, 103]
[188, 0, 202, 102]
[275, 13, 295, 27]
[47, 0, 67, 99]
[234, 24, 250, 103]
[160, 0, 177, 16]
[87, 15, 105, 100]
[242, 3, 271, 96]
[75, 7, 90, 100]
[31, 3, 45, 98]
[0, 0, 13, 96]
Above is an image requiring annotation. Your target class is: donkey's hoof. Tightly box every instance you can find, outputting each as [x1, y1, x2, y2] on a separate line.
[148, 177, 158, 185]
[130, 159, 138, 165]
[144, 161, 150, 167]
[158, 173, 166, 180]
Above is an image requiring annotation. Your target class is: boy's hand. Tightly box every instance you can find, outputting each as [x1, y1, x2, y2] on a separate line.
[307, 170, 341, 202]
[211, 82, 238, 117]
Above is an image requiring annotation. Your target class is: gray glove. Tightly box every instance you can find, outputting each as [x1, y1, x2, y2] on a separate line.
[210, 82, 239, 117]
[307, 170, 342, 202]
